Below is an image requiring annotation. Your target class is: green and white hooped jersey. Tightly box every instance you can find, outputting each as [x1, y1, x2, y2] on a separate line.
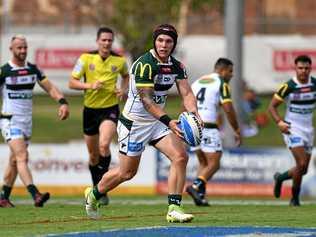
[123, 50, 187, 122]
[191, 73, 232, 124]
[0, 61, 46, 117]
[274, 76, 316, 129]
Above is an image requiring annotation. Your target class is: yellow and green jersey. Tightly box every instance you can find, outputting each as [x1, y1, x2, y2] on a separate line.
[274, 76, 316, 129]
[72, 51, 128, 108]
[123, 49, 187, 122]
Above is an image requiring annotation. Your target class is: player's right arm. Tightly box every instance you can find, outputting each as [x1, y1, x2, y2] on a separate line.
[268, 83, 291, 134]
[68, 55, 103, 90]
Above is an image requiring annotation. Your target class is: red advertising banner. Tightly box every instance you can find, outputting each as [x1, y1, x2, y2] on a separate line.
[273, 50, 316, 71]
[35, 48, 91, 69]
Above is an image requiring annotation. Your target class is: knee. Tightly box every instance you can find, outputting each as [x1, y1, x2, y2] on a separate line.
[172, 151, 188, 166]
[9, 159, 17, 167]
[15, 152, 28, 164]
[118, 168, 137, 182]
[297, 164, 308, 175]
[99, 142, 111, 156]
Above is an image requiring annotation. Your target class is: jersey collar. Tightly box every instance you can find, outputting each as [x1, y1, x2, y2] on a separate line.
[8, 60, 28, 69]
[293, 76, 311, 85]
[150, 49, 172, 65]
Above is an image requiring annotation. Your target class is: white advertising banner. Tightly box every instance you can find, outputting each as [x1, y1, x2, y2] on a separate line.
[0, 143, 156, 187]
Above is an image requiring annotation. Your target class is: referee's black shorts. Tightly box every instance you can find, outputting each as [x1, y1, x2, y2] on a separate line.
[83, 104, 120, 135]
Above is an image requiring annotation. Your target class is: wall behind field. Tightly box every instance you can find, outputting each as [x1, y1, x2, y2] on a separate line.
[2, 34, 316, 94]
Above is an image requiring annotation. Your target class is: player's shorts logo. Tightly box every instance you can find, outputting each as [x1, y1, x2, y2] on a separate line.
[128, 142, 143, 152]
[289, 136, 301, 144]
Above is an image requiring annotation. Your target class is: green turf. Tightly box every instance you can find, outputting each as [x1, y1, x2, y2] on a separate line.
[1, 196, 315, 236]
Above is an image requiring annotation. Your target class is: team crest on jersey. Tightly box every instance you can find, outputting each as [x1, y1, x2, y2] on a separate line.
[161, 67, 171, 73]
[111, 65, 117, 72]
[89, 64, 95, 71]
[18, 70, 28, 75]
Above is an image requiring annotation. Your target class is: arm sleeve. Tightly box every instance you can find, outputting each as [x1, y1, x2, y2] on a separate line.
[71, 55, 86, 79]
[0, 68, 4, 86]
[274, 82, 291, 101]
[133, 59, 154, 88]
[220, 81, 232, 104]
[34, 66, 47, 82]
[120, 59, 129, 76]
[174, 60, 188, 80]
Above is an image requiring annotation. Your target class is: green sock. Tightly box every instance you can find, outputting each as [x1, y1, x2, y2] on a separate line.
[168, 194, 182, 206]
[92, 186, 104, 200]
[278, 171, 291, 182]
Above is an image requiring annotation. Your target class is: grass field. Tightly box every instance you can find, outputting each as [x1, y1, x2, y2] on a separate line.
[23, 94, 287, 146]
[1, 195, 316, 237]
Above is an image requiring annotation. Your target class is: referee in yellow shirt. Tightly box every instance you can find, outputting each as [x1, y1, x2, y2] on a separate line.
[69, 27, 129, 205]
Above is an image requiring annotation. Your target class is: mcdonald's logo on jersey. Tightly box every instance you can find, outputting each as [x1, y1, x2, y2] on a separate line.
[135, 62, 152, 79]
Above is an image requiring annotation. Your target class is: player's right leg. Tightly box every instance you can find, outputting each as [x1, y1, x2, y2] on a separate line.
[288, 146, 311, 206]
[0, 153, 18, 207]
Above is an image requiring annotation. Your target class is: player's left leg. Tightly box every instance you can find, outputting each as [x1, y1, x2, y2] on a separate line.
[154, 133, 193, 223]
[288, 146, 311, 206]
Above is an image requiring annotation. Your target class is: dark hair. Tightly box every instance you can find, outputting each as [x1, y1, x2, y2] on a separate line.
[214, 57, 233, 69]
[97, 27, 114, 39]
[153, 24, 178, 55]
[294, 55, 312, 65]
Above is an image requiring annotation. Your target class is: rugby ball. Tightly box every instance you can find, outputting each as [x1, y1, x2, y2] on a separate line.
[178, 112, 203, 146]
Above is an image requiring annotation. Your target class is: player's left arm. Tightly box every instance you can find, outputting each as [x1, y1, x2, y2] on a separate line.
[39, 79, 70, 120]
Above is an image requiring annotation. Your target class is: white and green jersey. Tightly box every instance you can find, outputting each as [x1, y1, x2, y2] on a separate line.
[122, 49, 187, 122]
[274, 76, 316, 129]
[191, 73, 232, 124]
[0, 61, 46, 117]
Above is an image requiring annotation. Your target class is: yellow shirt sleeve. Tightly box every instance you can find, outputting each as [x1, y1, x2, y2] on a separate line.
[71, 54, 87, 79]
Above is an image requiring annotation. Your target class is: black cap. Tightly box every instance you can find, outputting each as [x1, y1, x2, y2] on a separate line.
[153, 24, 178, 55]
